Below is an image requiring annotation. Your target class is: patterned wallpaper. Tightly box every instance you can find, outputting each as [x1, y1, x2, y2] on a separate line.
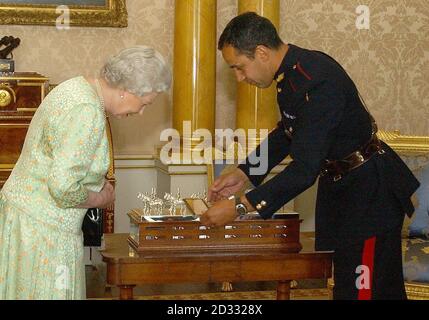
[1, 0, 428, 154]
[1, 0, 175, 155]
[280, 0, 429, 135]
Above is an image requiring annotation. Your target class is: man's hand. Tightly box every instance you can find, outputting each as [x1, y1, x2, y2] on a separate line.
[200, 199, 238, 227]
[208, 168, 249, 203]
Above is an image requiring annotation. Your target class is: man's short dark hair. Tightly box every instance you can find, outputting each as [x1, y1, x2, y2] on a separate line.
[218, 12, 283, 58]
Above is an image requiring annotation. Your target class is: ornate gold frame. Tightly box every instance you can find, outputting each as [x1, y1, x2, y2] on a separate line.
[0, 0, 127, 27]
[378, 130, 429, 155]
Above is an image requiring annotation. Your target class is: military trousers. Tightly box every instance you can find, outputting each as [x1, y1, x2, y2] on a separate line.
[332, 227, 406, 300]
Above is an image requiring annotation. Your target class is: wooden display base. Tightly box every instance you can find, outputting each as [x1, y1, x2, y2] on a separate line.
[128, 209, 302, 253]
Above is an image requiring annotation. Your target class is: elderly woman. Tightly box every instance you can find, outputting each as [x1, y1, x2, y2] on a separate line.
[0, 46, 171, 300]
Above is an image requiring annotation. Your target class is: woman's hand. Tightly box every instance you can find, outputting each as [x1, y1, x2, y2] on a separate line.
[97, 181, 115, 208]
[76, 180, 115, 209]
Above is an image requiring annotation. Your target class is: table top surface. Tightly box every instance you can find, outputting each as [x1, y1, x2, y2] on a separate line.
[101, 233, 333, 264]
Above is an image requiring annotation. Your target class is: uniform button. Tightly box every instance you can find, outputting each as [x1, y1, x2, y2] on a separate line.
[293, 65, 297, 70]
[305, 93, 310, 102]
[256, 204, 262, 210]
[277, 88, 282, 93]
[261, 201, 267, 206]
[276, 73, 285, 82]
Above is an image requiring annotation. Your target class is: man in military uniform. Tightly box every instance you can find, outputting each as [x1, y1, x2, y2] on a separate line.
[200, 12, 420, 300]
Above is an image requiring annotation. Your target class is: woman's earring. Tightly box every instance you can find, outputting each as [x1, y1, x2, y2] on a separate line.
[120, 94, 124, 99]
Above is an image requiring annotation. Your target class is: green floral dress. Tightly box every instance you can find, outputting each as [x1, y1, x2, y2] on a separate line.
[0, 77, 109, 299]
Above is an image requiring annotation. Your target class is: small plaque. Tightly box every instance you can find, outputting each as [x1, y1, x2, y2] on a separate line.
[183, 198, 209, 216]
[0, 59, 14, 73]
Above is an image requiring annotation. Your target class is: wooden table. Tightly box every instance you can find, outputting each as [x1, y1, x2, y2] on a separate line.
[101, 233, 332, 300]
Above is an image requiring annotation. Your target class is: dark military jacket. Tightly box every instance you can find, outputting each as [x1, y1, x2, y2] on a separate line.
[239, 44, 419, 250]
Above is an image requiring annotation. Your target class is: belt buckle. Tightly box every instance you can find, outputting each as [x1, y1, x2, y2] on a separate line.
[356, 151, 364, 163]
[334, 174, 342, 182]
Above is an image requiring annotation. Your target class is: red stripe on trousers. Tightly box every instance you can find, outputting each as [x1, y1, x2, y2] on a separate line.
[358, 236, 376, 300]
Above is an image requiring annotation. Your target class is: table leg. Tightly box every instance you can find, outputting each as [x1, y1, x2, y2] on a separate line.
[277, 281, 291, 300]
[119, 285, 136, 300]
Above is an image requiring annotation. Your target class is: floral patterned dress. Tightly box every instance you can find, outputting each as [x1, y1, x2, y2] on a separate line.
[0, 77, 109, 299]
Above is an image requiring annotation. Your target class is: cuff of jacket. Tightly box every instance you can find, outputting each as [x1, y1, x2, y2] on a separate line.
[50, 185, 89, 209]
[244, 188, 276, 220]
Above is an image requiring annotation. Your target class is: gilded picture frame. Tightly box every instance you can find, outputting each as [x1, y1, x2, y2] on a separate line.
[377, 130, 429, 155]
[0, 0, 127, 27]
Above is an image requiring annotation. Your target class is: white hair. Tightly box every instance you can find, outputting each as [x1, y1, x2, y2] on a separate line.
[101, 45, 171, 96]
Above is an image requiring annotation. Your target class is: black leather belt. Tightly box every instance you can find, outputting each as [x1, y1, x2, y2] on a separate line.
[321, 134, 385, 182]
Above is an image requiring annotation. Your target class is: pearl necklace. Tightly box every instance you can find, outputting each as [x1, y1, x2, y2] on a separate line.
[94, 79, 107, 118]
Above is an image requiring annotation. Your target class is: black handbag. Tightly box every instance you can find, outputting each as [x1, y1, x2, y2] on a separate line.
[82, 208, 104, 247]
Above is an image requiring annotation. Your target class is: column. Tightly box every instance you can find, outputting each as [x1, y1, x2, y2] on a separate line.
[173, 0, 217, 152]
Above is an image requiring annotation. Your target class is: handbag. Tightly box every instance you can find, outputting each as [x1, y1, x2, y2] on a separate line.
[82, 208, 104, 247]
